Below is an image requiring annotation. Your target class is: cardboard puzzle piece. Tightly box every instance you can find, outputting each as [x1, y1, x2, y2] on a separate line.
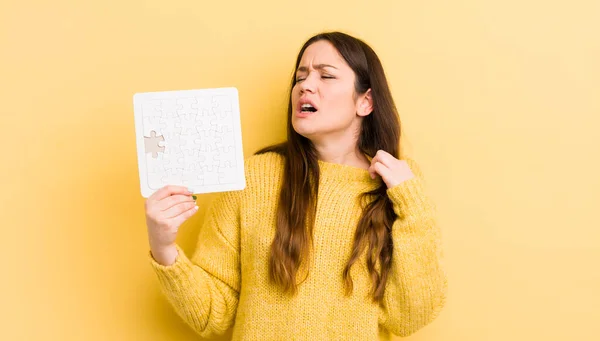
[177, 98, 198, 116]
[219, 145, 236, 168]
[177, 113, 201, 135]
[134, 88, 244, 197]
[144, 131, 165, 158]
[143, 117, 167, 136]
[142, 100, 163, 117]
[160, 99, 179, 118]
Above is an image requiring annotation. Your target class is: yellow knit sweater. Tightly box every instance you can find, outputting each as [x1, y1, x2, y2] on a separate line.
[149, 152, 447, 340]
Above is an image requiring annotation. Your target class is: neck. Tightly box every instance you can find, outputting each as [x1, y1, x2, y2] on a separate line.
[311, 134, 370, 170]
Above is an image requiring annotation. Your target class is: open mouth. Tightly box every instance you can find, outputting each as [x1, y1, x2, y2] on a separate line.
[300, 103, 318, 113]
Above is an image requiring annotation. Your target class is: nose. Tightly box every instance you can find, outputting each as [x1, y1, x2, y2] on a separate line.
[299, 74, 316, 94]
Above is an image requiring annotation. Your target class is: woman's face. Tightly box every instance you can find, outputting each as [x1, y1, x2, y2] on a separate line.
[291, 40, 369, 141]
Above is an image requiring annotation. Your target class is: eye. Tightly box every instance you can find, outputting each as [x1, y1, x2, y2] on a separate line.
[322, 75, 335, 79]
[295, 77, 305, 82]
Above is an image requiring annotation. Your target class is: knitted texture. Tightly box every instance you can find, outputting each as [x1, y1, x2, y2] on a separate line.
[149, 152, 447, 340]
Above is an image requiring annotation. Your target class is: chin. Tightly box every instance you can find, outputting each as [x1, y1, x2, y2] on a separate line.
[292, 120, 319, 139]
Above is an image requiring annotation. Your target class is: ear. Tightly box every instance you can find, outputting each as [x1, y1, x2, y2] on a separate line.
[356, 89, 373, 117]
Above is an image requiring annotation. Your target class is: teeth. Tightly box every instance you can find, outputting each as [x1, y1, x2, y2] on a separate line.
[301, 103, 317, 113]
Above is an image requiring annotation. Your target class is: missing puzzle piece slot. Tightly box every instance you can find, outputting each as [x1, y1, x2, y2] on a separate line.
[144, 130, 165, 158]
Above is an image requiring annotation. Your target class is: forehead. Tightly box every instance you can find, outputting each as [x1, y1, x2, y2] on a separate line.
[297, 40, 346, 70]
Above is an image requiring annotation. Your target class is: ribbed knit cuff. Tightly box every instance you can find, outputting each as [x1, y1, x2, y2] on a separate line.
[147, 244, 215, 328]
[386, 177, 432, 221]
[148, 244, 195, 283]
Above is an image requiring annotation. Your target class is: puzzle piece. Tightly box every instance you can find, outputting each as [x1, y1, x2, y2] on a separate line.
[218, 145, 236, 168]
[160, 99, 179, 118]
[178, 133, 203, 155]
[218, 166, 237, 184]
[144, 131, 165, 158]
[212, 95, 232, 113]
[210, 114, 234, 134]
[181, 163, 204, 186]
[200, 129, 223, 151]
[161, 150, 186, 172]
[148, 168, 167, 189]
[191, 97, 210, 112]
[198, 146, 221, 168]
[177, 113, 201, 135]
[177, 98, 198, 116]
[142, 100, 163, 117]
[162, 115, 182, 136]
[202, 170, 220, 185]
[161, 168, 185, 186]
[146, 153, 166, 174]
[215, 125, 235, 150]
[196, 110, 217, 133]
[158, 132, 182, 154]
[143, 117, 167, 136]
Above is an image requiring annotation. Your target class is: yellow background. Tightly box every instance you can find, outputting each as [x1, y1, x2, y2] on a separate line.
[1, 0, 598, 340]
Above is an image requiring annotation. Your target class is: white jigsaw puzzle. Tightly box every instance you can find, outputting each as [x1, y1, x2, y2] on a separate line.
[133, 87, 245, 198]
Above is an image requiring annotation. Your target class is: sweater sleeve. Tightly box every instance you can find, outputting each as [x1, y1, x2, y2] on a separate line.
[379, 158, 448, 337]
[148, 189, 242, 338]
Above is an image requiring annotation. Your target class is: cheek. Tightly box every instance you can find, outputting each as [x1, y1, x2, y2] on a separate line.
[323, 90, 356, 116]
[291, 84, 300, 99]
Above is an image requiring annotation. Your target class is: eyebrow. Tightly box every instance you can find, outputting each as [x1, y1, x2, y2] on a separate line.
[296, 64, 338, 73]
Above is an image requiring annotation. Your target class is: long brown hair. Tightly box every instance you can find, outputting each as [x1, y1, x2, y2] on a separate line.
[256, 31, 401, 303]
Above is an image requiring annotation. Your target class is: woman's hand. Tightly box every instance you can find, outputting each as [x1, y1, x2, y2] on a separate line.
[368, 150, 415, 188]
[145, 185, 198, 265]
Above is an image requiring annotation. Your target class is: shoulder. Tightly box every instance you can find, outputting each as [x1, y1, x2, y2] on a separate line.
[400, 156, 424, 179]
[213, 151, 284, 208]
[242, 151, 285, 189]
[244, 151, 284, 175]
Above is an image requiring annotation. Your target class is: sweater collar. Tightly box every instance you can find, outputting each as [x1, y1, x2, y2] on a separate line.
[316, 158, 382, 186]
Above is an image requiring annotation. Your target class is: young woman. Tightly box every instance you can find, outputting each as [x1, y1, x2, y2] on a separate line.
[145, 31, 447, 340]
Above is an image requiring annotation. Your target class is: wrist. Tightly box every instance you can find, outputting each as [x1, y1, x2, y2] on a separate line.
[150, 244, 178, 266]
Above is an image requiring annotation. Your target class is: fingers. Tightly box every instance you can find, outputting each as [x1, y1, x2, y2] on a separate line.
[373, 150, 395, 166]
[368, 165, 377, 179]
[368, 150, 394, 178]
[151, 185, 193, 201]
[171, 205, 198, 226]
[371, 161, 393, 182]
[145, 185, 195, 218]
[163, 200, 198, 219]
[158, 194, 195, 212]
